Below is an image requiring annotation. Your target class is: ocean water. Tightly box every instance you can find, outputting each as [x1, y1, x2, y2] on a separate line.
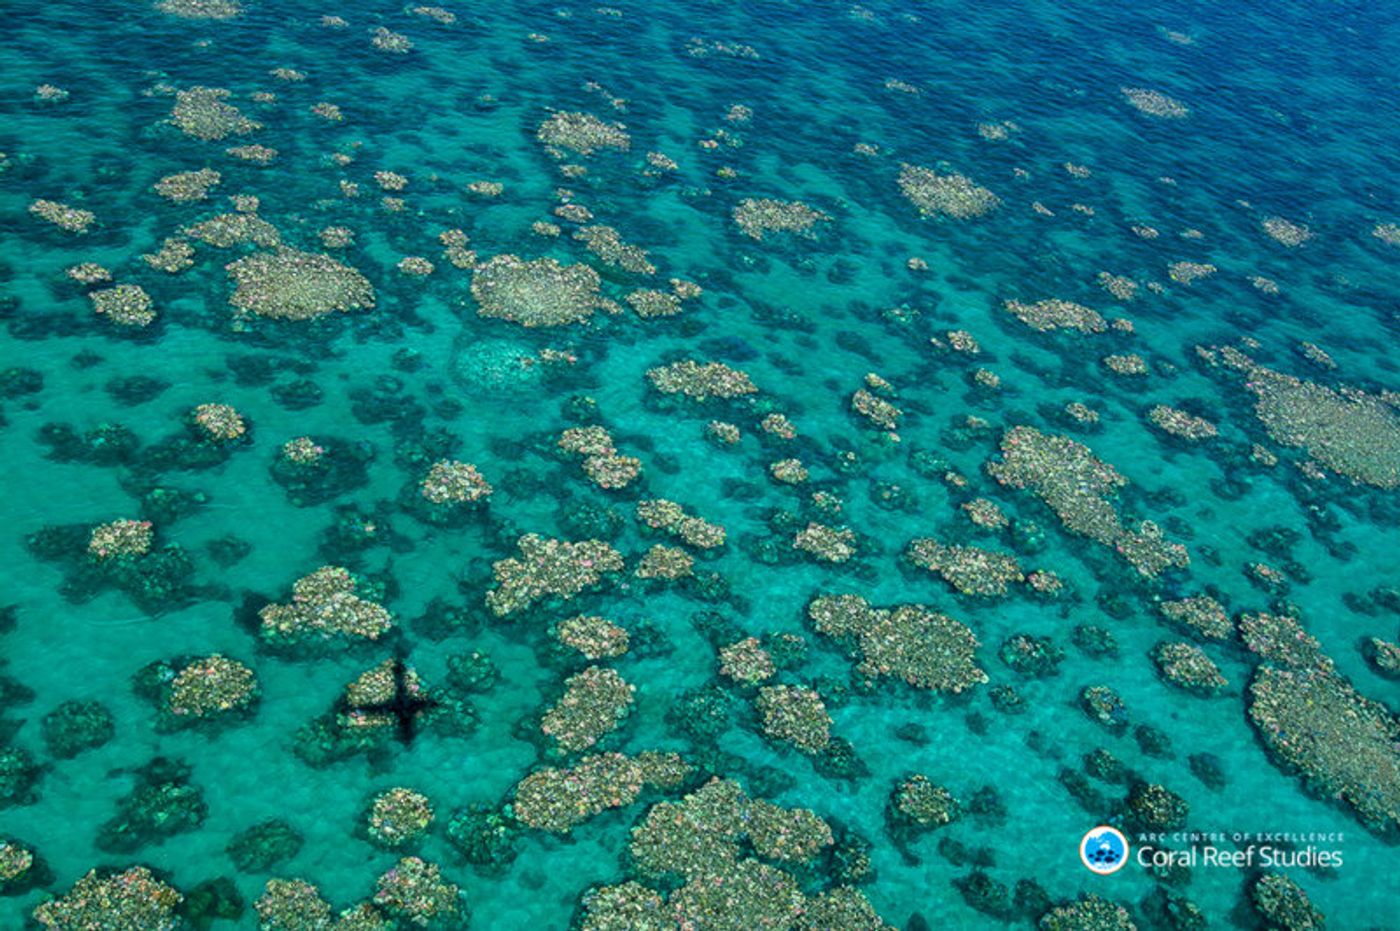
[1, 0, 1398, 929]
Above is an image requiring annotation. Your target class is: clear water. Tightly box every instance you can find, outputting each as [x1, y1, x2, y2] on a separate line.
[1, 0, 1398, 928]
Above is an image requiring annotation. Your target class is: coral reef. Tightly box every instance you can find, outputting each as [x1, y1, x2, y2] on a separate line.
[807, 594, 986, 692]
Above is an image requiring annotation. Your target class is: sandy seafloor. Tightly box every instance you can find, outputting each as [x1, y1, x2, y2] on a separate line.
[1, 0, 1399, 928]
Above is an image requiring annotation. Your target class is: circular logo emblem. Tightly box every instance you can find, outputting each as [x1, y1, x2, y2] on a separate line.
[1080, 826, 1129, 875]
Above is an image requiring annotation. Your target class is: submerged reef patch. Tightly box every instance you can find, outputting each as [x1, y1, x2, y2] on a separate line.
[1248, 665, 1400, 832]
[226, 249, 375, 321]
[1207, 346, 1400, 488]
[987, 426, 1189, 576]
[898, 164, 1000, 219]
[807, 595, 987, 693]
[471, 255, 604, 327]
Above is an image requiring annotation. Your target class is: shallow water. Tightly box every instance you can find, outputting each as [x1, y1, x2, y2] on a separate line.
[1, 0, 1398, 929]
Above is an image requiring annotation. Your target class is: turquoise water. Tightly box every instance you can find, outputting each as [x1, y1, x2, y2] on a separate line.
[2, 0, 1399, 928]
